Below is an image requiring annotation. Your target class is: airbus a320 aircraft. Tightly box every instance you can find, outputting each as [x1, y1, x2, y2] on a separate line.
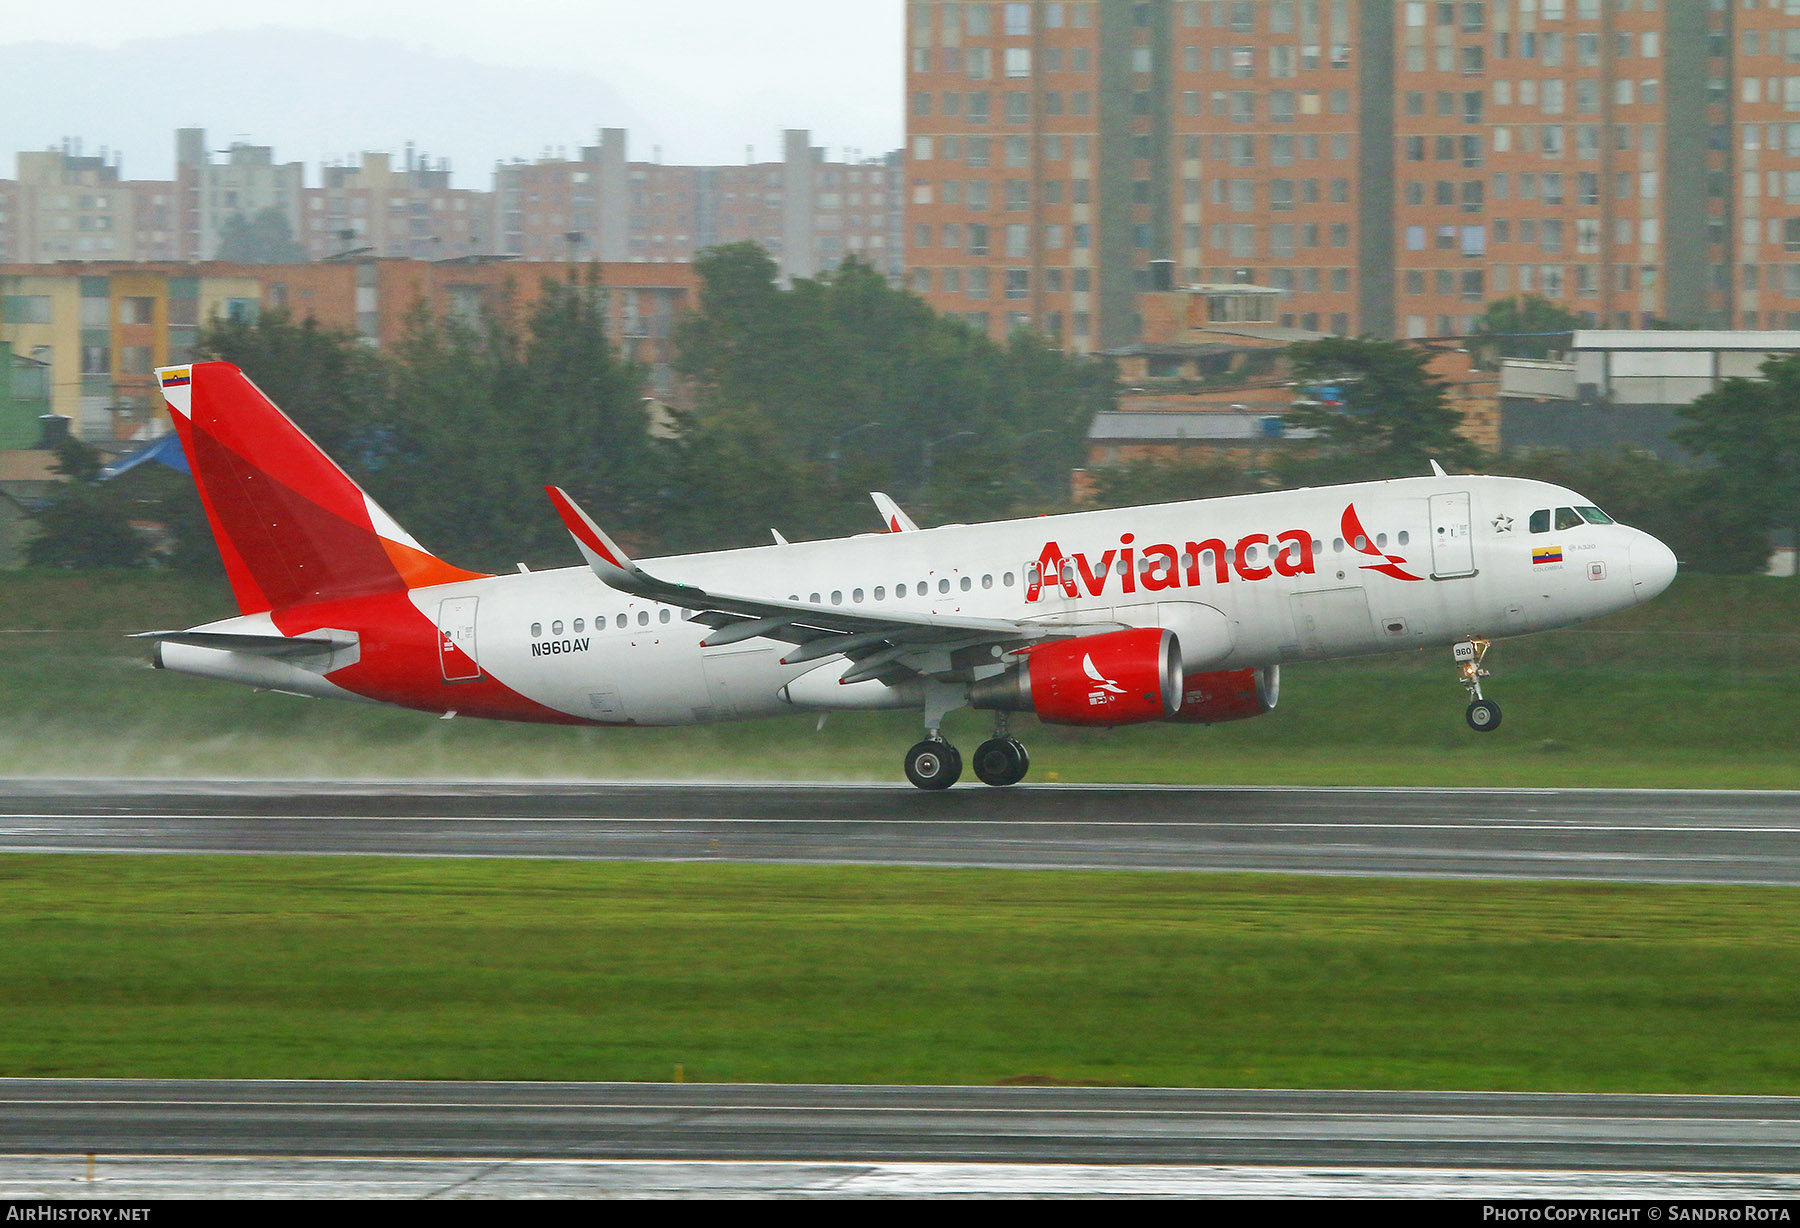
[144, 362, 1677, 789]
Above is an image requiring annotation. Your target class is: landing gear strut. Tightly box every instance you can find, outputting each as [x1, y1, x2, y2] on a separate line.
[1454, 637, 1502, 733]
[972, 713, 1030, 787]
[905, 698, 1034, 790]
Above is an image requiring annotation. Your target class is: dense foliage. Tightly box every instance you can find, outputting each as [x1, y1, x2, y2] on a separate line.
[669, 244, 1113, 544]
[1673, 353, 1800, 574]
[89, 250, 1111, 573]
[1279, 335, 1484, 482]
[1470, 294, 1581, 361]
[213, 208, 307, 265]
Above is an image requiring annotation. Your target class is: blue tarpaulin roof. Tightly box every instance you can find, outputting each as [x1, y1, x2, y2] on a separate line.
[99, 433, 189, 480]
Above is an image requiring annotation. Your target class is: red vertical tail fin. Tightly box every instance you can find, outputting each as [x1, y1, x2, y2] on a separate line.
[156, 361, 484, 614]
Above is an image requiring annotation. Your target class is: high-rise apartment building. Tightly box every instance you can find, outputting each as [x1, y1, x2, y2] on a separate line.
[905, 0, 1800, 352]
[495, 129, 905, 283]
[12, 144, 140, 262]
[176, 130, 306, 260]
[300, 149, 492, 261]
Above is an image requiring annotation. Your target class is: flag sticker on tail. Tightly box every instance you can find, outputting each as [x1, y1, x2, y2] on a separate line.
[159, 368, 191, 388]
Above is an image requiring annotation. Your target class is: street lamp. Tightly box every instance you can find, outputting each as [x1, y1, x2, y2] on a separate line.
[922, 429, 977, 481]
[827, 420, 887, 477]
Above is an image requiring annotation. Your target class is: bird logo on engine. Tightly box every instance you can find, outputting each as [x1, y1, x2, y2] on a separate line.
[1084, 653, 1126, 705]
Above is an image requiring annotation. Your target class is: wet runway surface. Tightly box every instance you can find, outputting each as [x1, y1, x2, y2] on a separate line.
[5, 1080, 1800, 1175]
[6, 782, 1797, 1195]
[2, 779, 1799, 884]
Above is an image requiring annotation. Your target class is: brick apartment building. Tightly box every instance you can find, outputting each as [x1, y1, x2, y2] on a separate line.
[904, 0, 1800, 352]
[0, 259, 694, 441]
[494, 129, 905, 283]
[0, 128, 903, 287]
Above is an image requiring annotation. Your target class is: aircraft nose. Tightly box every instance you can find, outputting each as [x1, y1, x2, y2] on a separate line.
[1629, 533, 1678, 603]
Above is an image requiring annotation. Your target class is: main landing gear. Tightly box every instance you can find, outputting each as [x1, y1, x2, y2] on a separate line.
[1454, 637, 1502, 733]
[905, 713, 1031, 790]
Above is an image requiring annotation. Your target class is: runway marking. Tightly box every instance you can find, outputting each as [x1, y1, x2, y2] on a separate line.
[7, 1096, 1800, 1129]
[4, 1157, 1799, 1199]
[4, 813, 1800, 834]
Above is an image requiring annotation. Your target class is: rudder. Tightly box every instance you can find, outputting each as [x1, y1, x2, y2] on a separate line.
[156, 362, 482, 614]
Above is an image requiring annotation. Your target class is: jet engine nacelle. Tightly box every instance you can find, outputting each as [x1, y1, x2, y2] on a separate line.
[1165, 665, 1280, 724]
[970, 627, 1183, 727]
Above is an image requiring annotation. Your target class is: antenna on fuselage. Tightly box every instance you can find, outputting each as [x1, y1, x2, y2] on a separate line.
[1429, 460, 1448, 478]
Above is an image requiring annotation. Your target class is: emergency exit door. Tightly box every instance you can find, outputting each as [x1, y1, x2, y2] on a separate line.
[437, 596, 482, 682]
[1429, 492, 1477, 579]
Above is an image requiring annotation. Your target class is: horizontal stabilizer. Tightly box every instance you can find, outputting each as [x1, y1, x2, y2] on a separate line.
[133, 629, 358, 658]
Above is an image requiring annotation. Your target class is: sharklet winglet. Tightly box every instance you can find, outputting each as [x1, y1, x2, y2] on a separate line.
[546, 487, 705, 606]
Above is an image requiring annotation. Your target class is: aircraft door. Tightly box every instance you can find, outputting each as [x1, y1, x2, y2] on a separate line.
[1428, 492, 1478, 579]
[437, 596, 482, 682]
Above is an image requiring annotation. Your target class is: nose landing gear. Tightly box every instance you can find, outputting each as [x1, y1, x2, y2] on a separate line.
[1454, 637, 1502, 732]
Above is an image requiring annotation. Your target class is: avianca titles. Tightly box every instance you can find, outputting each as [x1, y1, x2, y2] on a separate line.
[143, 361, 1678, 789]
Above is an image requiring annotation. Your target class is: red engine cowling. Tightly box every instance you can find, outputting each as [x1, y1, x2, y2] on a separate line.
[1165, 665, 1280, 724]
[971, 627, 1183, 727]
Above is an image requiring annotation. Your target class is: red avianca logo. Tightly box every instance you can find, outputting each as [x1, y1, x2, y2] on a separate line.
[1026, 502, 1422, 602]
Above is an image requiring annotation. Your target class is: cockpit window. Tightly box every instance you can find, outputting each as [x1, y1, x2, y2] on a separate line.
[1529, 509, 1550, 534]
[1554, 507, 1583, 531]
[1577, 505, 1613, 525]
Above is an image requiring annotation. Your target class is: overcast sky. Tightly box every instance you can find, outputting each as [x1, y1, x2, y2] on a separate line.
[0, 0, 904, 185]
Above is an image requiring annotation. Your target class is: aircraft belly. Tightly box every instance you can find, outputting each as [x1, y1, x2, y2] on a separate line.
[481, 630, 711, 726]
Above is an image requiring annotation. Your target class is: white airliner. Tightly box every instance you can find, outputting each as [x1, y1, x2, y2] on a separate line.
[143, 362, 1677, 789]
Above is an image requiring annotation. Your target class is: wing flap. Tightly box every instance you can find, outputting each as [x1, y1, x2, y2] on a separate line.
[545, 487, 1119, 677]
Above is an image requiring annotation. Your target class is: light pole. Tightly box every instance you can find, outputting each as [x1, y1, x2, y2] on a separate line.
[922, 429, 977, 482]
[827, 420, 887, 479]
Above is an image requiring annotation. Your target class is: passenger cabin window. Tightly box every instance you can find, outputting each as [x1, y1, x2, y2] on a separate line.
[1529, 509, 1550, 534]
[616, 614, 627, 629]
[552, 621, 564, 636]
[530, 622, 542, 637]
[573, 619, 584, 633]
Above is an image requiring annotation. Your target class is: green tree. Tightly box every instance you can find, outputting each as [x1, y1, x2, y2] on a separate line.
[199, 309, 385, 460]
[1673, 354, 1800, 573]
[1470, 295, 1580, 361]
[26, 442, 147, 568]
[1281, 336, 1483, 482]
[379, 275, 651, 570]
[214, 207, 306, 264]
[671, 243, 1113, 540]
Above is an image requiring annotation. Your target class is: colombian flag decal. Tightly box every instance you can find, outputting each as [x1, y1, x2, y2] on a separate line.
[1533, 546, 1563, 565]
[160, 368, 192, 388]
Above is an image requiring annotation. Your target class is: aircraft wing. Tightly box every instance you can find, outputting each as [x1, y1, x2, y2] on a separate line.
[547, 487, 1112, 683]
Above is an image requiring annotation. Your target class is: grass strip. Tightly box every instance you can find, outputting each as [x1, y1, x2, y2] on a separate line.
[4, 855, 1799, 1092]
